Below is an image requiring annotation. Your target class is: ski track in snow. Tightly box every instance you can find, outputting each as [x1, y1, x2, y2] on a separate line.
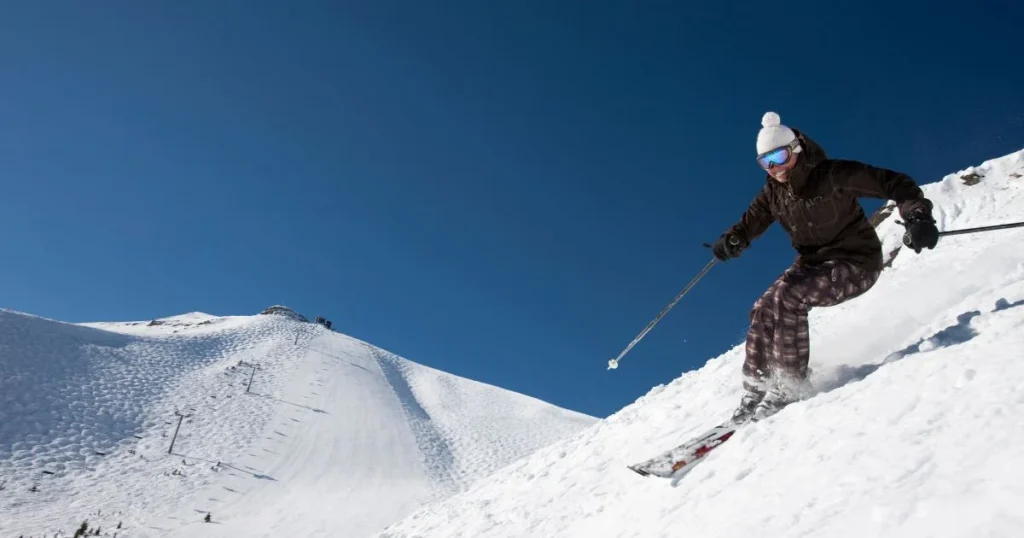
[377, 149, 1024, 538]
[1, 310, 595, 537]
[371, 346, 459, 487]
[370, 345, 597, 490]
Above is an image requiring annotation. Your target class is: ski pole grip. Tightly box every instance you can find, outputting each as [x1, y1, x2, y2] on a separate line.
[702, 234, 740, 250]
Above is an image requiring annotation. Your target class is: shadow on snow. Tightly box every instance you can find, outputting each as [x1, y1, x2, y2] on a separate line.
[818, 296, 1023, 394]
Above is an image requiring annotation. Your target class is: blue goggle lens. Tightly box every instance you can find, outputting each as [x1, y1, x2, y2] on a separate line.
[757, 146, 791, 169]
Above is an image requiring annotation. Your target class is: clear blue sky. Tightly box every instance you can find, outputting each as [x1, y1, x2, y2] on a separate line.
[2, 2, 1021, 418]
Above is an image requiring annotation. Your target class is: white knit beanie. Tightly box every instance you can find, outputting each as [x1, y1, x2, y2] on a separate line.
[756, 111, 798, 155]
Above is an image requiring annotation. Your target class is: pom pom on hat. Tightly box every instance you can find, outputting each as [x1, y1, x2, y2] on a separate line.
[756, 111, 797, 155]
[761, 111, 782, 128]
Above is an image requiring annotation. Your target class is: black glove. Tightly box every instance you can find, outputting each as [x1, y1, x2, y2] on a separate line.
[712, 233, 743, 261]
[902, 213, 939, 253]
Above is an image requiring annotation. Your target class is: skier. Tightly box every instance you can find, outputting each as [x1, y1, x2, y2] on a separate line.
[712, 112, 939, 423]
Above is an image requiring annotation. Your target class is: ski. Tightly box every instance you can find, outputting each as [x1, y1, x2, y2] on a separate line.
[627, 419, 747, 478]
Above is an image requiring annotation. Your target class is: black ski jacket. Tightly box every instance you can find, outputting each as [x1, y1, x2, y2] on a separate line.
[728, 130, 932, 271]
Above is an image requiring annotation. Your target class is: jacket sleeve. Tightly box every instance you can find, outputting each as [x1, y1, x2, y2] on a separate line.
[727, 186, 775, 246]
[827, 159, 933, 218]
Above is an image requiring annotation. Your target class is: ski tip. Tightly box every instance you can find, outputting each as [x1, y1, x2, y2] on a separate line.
[627, 465, 650, 477]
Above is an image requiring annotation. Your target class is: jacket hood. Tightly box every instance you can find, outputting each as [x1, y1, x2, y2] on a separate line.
[765, 127, 827, 194]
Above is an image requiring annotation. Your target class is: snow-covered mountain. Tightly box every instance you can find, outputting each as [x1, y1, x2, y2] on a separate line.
[0, 306, 596, 537]
[377, 148, 1024, 538]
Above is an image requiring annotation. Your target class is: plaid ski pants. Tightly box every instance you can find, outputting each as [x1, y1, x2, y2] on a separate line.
[743, 260, 881, 386]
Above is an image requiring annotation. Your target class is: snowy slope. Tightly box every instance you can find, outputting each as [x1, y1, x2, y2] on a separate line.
[377, 148, 1024, 538]
[0, 309, 595, 537]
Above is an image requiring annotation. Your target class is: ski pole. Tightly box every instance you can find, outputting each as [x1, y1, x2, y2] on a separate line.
[901, 219, 1024, 248]
[937, 220, 1024, 237]
[607, 256, 719, 370]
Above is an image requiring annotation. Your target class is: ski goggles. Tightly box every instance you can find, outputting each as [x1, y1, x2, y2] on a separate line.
[756, 140, 800, 170]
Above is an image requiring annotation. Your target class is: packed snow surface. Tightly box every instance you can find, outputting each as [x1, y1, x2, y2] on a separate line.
[0, 310, 595, 537]
[378, 149, 1024, 538]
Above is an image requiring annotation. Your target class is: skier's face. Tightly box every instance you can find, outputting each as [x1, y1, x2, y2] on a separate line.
[757, 140, 801, 183]
[768, 152, 799, 182]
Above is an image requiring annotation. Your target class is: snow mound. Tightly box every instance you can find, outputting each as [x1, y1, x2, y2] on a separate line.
[1, 310, 595, 537]
[259, 305, 309, 323]
[377, 148, 1024, 538]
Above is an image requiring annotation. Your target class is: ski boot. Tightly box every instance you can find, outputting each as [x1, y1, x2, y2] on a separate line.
[730, 380, 767, 424]
[752, 373, 812, 421]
